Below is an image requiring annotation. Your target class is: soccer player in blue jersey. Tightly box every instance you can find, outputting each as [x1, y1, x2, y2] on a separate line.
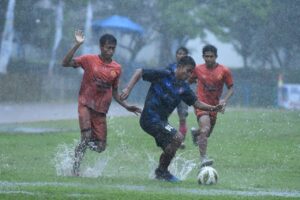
[168, 47, 189, 149]
[121, 56, 223, 182]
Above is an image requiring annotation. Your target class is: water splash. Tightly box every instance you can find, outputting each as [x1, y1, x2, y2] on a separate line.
[53, 142, 76, 176]
[146, 153, 157, 179]
[146, 151, 197, 180]
[81, 156, 109, 178]
[53, 140, 115, 178]
[169, 152, 197, 180]
[53, 116, 197, 179]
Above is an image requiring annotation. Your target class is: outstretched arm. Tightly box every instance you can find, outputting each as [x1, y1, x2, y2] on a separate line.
[62, 30, 85, 67]
[120, 68, 143, 100]
[112, 87, 142, 115]
[193, 100, 223, 112]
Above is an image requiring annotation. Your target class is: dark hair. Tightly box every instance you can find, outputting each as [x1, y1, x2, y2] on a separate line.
[99, 34, 117, 46]
[176, 47, 189, 55]
[177, 56, 196, 69]
[202, 44, 217, 57]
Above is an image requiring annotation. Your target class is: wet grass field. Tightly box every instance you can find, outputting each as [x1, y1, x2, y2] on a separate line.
[0, 108, 299, 199]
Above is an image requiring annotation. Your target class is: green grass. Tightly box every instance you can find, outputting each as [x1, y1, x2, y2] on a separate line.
[0, 108, 299, 199]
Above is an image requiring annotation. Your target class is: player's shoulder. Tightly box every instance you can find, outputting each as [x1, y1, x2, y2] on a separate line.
[74, 54, 98, 66]
[194, 64, 206, 72]
[195, 63, 206, 69]
[217, 64, 231, 72]
[81, 54, 98, 59]
[110, 60, 121, 69]
[196, 63, 205, 68]
[217, 63, 228, 69]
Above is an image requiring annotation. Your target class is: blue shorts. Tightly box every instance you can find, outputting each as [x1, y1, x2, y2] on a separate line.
[140, 116, 177, 150]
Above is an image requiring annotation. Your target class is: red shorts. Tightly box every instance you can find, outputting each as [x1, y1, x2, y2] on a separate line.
[78, 103, 107, 142]
[194, 109, 217, 127]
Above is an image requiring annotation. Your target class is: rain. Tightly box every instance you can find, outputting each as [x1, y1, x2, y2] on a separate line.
[0, 0, 300, 198]
[0, 0, 300, 109]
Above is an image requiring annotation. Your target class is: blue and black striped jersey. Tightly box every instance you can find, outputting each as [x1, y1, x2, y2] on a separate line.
[141, 68, 197, 123]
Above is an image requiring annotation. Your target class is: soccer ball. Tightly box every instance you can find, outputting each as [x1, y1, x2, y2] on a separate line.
[197, 166, 218, 185]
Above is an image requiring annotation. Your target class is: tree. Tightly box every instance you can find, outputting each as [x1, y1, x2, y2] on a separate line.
[98, 0, 202, 66]
[196, 0, 300, 69]
[260, 0, 300, 69]
[197, 0, 272, 68]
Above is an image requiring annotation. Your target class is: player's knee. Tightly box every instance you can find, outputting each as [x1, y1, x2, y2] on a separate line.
[173, 133, 184, 144]
[178, 111, 188, 118]
[200, 127, 210, 136]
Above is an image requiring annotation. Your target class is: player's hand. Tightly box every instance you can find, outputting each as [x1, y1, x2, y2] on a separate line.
[219, 99, 226, 114]
[120, 88, 130, 100]
[213, 104, 224, 112]
[126, 105, 142, 116]
[75, 30, 85, 44]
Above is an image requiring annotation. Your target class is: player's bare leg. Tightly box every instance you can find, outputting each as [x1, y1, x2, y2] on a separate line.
[197, 115, 214, 167]
[72, 127, 92, 176]
[155, 132, 183, 182]
[179, 119, 187, 149]
[73, 141, 87, 176]
[178, 102, 188, 149]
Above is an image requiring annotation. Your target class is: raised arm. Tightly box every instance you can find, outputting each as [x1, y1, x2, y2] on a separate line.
[62, 30, 85, 67]
[120, 68, 143, 100]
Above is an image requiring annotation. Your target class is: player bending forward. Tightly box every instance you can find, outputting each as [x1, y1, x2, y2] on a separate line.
[120, 56, 224, 182]
[62, 30, 141, 176]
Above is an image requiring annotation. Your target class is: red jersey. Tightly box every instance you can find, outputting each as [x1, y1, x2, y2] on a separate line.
[74, 54, 121, 113]
[192, 64, 233, 105]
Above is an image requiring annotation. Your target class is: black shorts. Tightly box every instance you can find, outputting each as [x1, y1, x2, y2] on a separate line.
[140, 117, 177, 150]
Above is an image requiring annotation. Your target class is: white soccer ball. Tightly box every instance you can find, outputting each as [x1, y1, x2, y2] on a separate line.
[197, 166, 218, 185]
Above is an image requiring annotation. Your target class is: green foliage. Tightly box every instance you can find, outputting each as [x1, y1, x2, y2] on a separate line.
[199, 0, 300, 69]
[3, 0, 300, 73]
[0, 110, 299, 199]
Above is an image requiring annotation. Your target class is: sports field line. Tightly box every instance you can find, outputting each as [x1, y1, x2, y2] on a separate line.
[0, 181, 299, 198]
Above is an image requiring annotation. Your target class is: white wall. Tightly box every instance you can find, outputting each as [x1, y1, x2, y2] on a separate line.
[187, 34, 243, 68]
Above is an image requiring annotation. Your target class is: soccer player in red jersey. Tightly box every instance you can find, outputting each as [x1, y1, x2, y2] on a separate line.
[190, 44, 234, 168]
[62, 30, 141, 176]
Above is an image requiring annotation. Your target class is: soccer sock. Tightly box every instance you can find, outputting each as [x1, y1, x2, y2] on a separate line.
[198, 133, 208, 158]
[158, 152, 173, 171]
[179, 119, 187, 135]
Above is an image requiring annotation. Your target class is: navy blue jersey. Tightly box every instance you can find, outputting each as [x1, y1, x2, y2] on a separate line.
[168, 63, 177, 73]
[141, 68, 197, 123]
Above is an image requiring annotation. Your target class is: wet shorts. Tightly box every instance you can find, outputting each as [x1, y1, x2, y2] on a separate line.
[140, 116, 177, 150]
[78, 103, 107, 143]
[195, 109, 217, 127]
[177, 101, 189, 118]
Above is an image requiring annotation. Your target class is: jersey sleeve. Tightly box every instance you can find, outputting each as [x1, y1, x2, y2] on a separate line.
[142, 69, 171, 83]
[167, 63, 177, 73]
[74, 55, 89, 69]
[223, 67, 234, 88]
[112, 68, 122, 89]
[181, 84, 197, 106]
